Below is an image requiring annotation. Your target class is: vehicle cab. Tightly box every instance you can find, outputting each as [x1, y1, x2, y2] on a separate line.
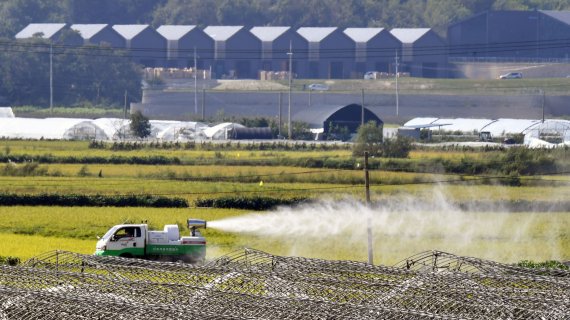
[95, 224, 147, 258]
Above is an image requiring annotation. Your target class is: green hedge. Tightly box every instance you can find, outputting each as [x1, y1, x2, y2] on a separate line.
[0, 193, 188, 207]
[195, 196, 308, 210]
[0, 256, 21, 266]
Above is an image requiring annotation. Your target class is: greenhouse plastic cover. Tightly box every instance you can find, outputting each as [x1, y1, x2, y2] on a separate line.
[404, 117, 570, 136]
[0, 107, 14, 118]
[0, 118, 88, 139]
[0, 117, 241, 141]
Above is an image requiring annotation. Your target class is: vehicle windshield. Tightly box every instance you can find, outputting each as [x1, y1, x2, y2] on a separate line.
[101, 226, 118, 240]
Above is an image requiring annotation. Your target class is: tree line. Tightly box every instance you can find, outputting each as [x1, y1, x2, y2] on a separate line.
[0, 36, 141, 107]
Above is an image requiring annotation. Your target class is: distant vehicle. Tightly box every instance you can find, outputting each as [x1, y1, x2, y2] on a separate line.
[498, 72, 523, 79]
[307, 83, 329, 91]
[364, 71, 377, 80]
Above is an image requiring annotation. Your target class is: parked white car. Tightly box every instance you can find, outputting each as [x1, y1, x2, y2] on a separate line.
[364, 71, 377, 80]
[307, 83, 329, 91]
[498, 72, 523, 79]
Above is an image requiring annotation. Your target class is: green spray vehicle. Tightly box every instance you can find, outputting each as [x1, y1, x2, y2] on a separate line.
[95, 219, 206, 263]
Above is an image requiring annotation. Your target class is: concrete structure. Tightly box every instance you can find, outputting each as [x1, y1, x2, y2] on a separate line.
[71, 24, 124, 47]
[343, 28, 401, 77]
[390, 28, 447, 78]
[113, 25, 167, 67]
[156, 25, 213, 68]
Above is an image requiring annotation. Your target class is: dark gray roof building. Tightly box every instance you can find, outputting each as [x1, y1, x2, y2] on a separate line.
[113, 24, 167, 67]
[15, 23, 82, 45]
[343, 28, 401, 76]
[71, 24, 124, 47]
[156, 25, 213, 68]
[297, 27, 354, 78]
[205, 26, 260, 79]
[448, 10, 570, 59]
[250, 26, 307, 75]
[390, 28, 447, 78]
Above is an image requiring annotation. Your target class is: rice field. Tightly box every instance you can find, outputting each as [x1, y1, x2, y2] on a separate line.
[0, 205, 568, 265]
[0, 140, 568, 265]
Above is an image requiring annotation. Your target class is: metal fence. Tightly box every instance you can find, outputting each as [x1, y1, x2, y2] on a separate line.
[1, 248, 568, 319]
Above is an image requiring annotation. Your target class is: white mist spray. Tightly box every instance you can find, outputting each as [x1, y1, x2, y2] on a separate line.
[207, 188, 565, 265]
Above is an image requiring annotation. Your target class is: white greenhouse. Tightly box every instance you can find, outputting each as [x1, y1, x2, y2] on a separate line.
[0, 117, 247, 141]
[403, 117, 570, 147]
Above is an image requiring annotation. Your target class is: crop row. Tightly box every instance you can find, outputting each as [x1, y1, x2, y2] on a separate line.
[0, 193, 188, 207]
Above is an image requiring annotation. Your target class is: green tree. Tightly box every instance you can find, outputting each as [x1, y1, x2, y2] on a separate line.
[129, 110, 151, 139]
[0, 39, 141, 107]
[152, 0, 218, 26]
[352, 121, 383, 157]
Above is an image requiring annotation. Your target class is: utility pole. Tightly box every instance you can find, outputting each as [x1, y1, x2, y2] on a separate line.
[287, 41, 293, 140]
[278, 92, 282, 138]
[364, 151, 373, 264]
[194, 47, 198, 114]
[50, 44, 53, 113]
[123, 90, 127, 119]
[202, 89, 206, 121]
[361, 88, 365, 126]
[395, 50, 399, 117]
[541, 89, 545, 123]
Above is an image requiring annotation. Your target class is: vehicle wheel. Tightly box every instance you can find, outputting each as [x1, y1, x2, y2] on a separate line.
[119, 253, 133, 258]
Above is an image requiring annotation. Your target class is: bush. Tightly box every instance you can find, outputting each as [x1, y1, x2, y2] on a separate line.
[195, 196, 308, 210]
[516, 260, 569, 270]
[0, 256, 20, 266]
[0, 193, 188, 207]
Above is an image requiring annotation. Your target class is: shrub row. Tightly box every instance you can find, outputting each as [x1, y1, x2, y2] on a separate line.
[456, 200, 570, 212]
[195, 196, 308, 211]
[2, 147, 566, 176]
[0, 193, 188, 207]
[0, 155, 181, 165]
[89, 140, 351, 152]
[516, 260, 569, 270]
[0, 256, 21, 266]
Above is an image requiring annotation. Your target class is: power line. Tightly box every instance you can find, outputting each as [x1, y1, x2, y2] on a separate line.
[4, 36, 570, 61]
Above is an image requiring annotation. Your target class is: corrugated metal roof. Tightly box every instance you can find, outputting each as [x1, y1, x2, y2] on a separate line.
[250, 26, 290, 41]
[296, 27, 337, 42]
[15, 23, 66, 39]
[156, 25, 197, 40]
[71, 24, 108, 39]
[204, 26, 243, 41]
[540, 10, 570, 26]
[343, 28, 384, 43]
[390, 28, 431, 44]
[112, 25, 150, 40]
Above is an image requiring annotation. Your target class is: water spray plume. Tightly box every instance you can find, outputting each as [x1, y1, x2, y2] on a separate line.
[207, 188, 566, 265]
